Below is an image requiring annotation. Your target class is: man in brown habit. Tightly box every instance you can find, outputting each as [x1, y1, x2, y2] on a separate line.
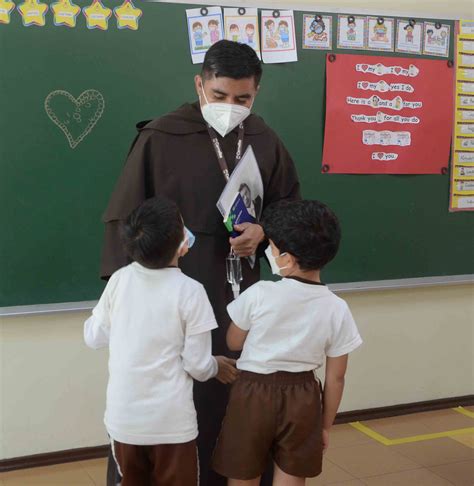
[101, 40, 300, 486]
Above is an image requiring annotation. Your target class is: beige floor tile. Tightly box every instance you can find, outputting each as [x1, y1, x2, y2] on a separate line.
[325, 442, 418, 478]
[450, 432, 474, 449]
[430, 459, 474, 486]
[307, 457, 355, 485]
[79, 458, 107, 486]
[393, 437, 474, 467]
[329, 424, 374, 448]
[317, 481, 366, 486]
[361, 415, 432, 439]
[362, 467, 453, 485]
[0, 462, 93, 485]
[410, 409, 474, 433]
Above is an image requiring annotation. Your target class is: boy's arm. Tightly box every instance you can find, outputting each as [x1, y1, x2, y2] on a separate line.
[84, 281, 113, 349]
[182, 332, 239, 384]
[322, 354, 348, 448]
[226, 322, 249, 351]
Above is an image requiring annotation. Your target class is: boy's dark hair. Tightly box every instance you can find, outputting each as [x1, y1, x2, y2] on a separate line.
[263, 200, 341, 271]
[121, 196, 183, 269]
[202, 40, 262, 86]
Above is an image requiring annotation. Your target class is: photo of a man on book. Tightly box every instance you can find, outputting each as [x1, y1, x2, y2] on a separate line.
[239, 182, 262, 220]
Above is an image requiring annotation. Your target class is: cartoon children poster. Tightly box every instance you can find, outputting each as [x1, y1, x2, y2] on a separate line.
[186, 6, 224, 64]
[337, 15, 366, 49]
[261, 10, 298, 63]
[367, 17, 394, 51]
[224, 7, 261, 59]
[396, 19, 423, 54]
[423, 21, 450, 57]
[303, 14, 332, 50]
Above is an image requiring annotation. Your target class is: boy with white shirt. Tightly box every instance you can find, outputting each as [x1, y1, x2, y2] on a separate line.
[84, 196, 238, 486]
[212, 200, 362, 486]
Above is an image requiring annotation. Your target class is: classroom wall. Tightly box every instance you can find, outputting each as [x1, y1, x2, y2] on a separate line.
[1, 284, 473, 460]
[168, 0, 473, 20]
[1, 0, 473, 464]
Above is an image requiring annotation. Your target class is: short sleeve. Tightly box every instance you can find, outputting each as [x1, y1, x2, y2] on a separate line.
[326, 305, 363, 358]
[226, 283, 260, 331]
[182, 284, 218, 336]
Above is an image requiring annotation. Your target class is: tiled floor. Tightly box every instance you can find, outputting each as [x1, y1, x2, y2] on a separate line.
[1, 408, 473, 485]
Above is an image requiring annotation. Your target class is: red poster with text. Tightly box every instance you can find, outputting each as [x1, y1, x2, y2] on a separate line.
[322, 53, 454, 174]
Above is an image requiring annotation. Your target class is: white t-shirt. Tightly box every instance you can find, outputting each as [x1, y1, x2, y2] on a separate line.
[227, 277, 362, 374]
[84, 263, 218, 445]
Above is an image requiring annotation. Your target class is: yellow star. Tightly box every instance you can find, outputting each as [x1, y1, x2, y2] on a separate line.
[114, 0, 142, 30]
[17, 0, 48, 26]
[82, 0, 111, 30]
[51, 0, 80, 28]
[0, 0, 15, 24]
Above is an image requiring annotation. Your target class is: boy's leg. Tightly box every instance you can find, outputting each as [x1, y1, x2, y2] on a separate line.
[112, 440, 150, 486]
[272, 463, 305, 486]
[148, 440, 198, 486]
[106, 448, 122, 486]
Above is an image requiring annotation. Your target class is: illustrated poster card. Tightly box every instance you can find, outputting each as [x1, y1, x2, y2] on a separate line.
[302, 14, 332, 50]
[367, 17, 394, 52]
[261, 10, 297, 63]
[337, 15, 366, 50]
[396, 19, 423, 54]
[186, 6, 224, 64]
[423, 22, 450, 57]
[224, 8, 260, 59]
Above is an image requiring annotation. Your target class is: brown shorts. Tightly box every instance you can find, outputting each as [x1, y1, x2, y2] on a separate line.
[112, 439, 198, 486]
[212, 371, 323, 480]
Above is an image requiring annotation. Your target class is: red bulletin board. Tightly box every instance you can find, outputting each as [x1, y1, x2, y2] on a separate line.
[322, 53, 454, 174]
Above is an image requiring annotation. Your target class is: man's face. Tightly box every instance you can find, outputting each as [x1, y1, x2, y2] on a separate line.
[240, 186, 252, 207]
[195, 74, 259, 108]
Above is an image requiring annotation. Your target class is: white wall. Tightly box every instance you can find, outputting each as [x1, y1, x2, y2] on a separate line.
[1, 284, 473, 460]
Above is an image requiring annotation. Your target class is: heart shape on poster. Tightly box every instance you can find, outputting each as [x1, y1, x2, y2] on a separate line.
[44, 89, 105, 149]
[376, 152, 384, 159]
[360, 64, 368, 71]
[361, 81, 369, 89]
[394, 67, 402, 74]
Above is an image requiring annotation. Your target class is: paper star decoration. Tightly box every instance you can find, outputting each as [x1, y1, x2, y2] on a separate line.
[114, 0, 142, 30]
[82, 0, 111, 30]
[0, 0, 15, 24]
[17, 0, 48, 26]
[51, 0, 80, 27]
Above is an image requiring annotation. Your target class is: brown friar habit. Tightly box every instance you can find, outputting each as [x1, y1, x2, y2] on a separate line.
[101, 102, 300, 486]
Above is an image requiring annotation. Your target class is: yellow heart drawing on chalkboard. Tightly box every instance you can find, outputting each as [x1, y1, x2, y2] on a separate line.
[45, 89, 105, 149]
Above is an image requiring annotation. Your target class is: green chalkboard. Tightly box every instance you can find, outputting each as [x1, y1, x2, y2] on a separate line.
[0, 3, 470, 307]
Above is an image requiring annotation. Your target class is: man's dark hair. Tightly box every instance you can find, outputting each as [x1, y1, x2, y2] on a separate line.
[202, 40, 262, 86]
[263, 200, 341, 271]
[121, 196, 183, 269]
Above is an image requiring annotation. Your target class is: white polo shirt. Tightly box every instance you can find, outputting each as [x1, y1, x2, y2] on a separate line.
[227, 277, 362, 374]
[84, 263, 218, 445]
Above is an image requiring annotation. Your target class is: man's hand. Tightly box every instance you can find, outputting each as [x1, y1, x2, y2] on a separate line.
[230, 223, 265, 257]
[215, 356, 239, 384]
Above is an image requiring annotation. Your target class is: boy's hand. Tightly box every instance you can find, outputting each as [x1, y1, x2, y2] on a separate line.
[322, 428, 330, 453]
[215, 356, 239, 384]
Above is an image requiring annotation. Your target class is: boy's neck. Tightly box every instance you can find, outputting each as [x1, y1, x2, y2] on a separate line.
[286, 268, 321, 283]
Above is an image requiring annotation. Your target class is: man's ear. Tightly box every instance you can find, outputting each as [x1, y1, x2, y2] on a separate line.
[194, 75, 203, 98]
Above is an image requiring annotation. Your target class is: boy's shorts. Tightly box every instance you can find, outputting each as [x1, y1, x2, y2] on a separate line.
[212, 370, 323, 480]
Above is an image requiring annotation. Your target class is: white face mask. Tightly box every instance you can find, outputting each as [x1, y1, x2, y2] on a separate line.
[200, 87, 252, 137]
[264, 245, 289, 277]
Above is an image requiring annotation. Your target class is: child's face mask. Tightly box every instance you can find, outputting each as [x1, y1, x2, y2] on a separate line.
[264, 245, 290, 276]
[179, 227, 195, 255]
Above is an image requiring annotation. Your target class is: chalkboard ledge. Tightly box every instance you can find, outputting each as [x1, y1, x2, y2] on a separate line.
[1, 275, 473, 317]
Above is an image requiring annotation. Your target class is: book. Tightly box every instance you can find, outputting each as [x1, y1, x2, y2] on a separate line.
[224, 192, 256, 237]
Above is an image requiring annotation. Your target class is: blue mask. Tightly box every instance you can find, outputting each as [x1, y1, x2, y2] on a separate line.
[181, 226, 195, 249]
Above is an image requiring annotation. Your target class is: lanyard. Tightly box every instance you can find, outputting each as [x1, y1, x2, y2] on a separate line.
[206, 123, 245, 182]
